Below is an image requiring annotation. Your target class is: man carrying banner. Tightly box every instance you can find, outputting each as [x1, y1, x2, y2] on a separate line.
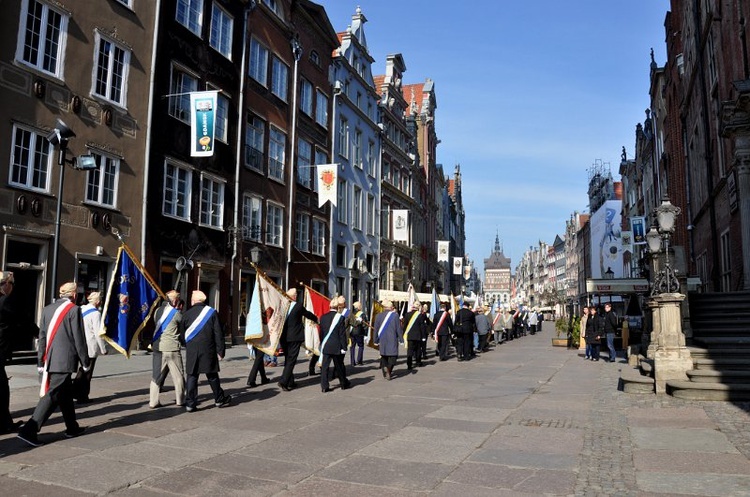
[73, 291, 107, 404]
[18, 282, 90, 447]
[348, 301, 368, 366]
[279, 287, 318, 392]
[181, 290, 231, 412]
[432, 301, 454, 361]
[149, 290, 185, 408]
[403, 302, 425, 370]
[319, 296, 350, 392]
[373, 300, 403, 380]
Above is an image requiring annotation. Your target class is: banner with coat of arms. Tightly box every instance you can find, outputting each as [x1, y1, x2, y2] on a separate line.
[316, 164, 338, 207]
[437, 240, 449, 262]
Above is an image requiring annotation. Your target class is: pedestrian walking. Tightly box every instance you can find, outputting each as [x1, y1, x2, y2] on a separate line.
[149, 290, 185, 408]
[73, 291, 107, 403]
[373, 300, 403, 380]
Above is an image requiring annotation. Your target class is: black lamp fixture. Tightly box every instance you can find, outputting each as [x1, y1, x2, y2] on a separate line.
[649, 195, 682, 295]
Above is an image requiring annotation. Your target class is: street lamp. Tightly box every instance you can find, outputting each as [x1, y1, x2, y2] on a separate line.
[649, 195, 682, 296]
[604, 267, 615, 280]
[47, 119, 99, 303]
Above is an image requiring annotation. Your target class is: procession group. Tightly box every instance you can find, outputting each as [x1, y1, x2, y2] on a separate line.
[1, 273, 544, 448]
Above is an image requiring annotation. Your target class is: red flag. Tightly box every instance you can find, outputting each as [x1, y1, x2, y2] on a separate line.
[303, 285, 330, 355]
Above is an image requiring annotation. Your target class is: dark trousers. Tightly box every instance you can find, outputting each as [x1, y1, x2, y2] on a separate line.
[349, 335, 364, 365]
[0, 363, 15, 428]
[247, 349, 268, 384]
[280, 340, 302, 387]
[478, 333, 489, 351]
[185, 372, 224, 408]
[437, 334, 450, 360]
[420, 339, 428, 360]
[406, 340, 422, 368]
[23, 372, 78, 435]
[73, 357, 97, 400]
[308, 354, 318, 375]
[320, 354, 348, 391]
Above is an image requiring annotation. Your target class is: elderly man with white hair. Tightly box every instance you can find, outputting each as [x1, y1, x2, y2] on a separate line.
[318, 295, 351, 392]
[278, 287, 318, 392]
[180, 290, 231, 412]
[373, 300, 403, 380]
[18, 282, 90, 447]
[72, 291, 107, 403]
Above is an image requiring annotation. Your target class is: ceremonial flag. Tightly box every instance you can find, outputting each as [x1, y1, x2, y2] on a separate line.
[101, 244, 164, 358]
[366, 300, 383, 350]
[316, 164, 338, 207]
[303, 285, 330, 355]
[430, 287, 439, 317]
[406, 283, 417, 310]
[246, 269, 292, 356]
[190, 90, 217, 157]
[437, 240, 449, 262]
[452, 257, 462, 275]
[450, 293, 459, 323]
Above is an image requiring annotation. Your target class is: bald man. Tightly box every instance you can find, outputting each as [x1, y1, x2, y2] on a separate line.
[278, 287, 318, 392]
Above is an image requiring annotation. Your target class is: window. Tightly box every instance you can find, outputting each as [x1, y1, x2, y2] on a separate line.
[353, 186, 362, 230]
[93, 33, 129, 106]
[199, 173, 224, 229]
[312, 218, 325, 255]
[336, 245, 346, 267]
[295, 212, 310, 251]
[271, 56, 288, 101]
[366, 140, 375, 176]
[115, 0, 132, 7]
[315, 90, 328, 127]
[720, 230, 731, 292]
[297, 138, 312, 188]
[338, 117, 349, 158]
[245, 113, 265, 170]
[300, 79, 313, 116]
[163, 162, 192, 220]
[214, 91, 228, 142]
[169, 65, 198, 122]
[9, 124, 51, 192]
[209, 3, 233, 59]
[176, 0, 203, 36]
[242, 194, 262, 241]
[266, 203, 284, 246]
[85, 152, 119, 208]
[352, 130, 362, 168]
[310, 50, 320, 67]
[17, 0, 68, 77]
[262, 0, 283, 18]
[249, 38, 268, 85]
[337, 180, 347, 223]
[367, 195, 375, 235]
[268, 127, 286, 181]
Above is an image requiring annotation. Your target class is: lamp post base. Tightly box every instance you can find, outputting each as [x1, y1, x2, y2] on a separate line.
[650, 292, 693, 393]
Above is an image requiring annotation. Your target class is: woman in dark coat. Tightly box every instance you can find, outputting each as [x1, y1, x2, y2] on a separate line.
[584, 306, 603, 361]
[373, 300, 403, 380]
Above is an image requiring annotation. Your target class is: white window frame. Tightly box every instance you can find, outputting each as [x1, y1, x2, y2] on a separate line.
[353, 186, 362, 230]
[312, 217, 326, 256]
[295, 212, 310, 252]
[115, 0, 133, 7]
[352, 129, 362, 168]
[268, 126, 286, 182]
[163, 160, 192, 221]
[266, 202, 284, 247]
[338, 116, 349, 158]
[208, 86, 228, 143]
[337, 179, 347, 223]
[16, 0, 68, 78]
[315, 90, 328, 127]
[176, 0, 203, 36]
[242, 194, 263, 241]
[300, 79, 313, 116]
[168, 64, 198, 122]
[9, 124, 51, 193]
[271, 56, 288, 101]
[297, 138, 312, 188]
[249, 38, 268, 85]
[262, 0, 283, 18]
[85, 151, 120, 208]
[367, 194, 375, 235]
[92, 31, 130, 107]
[209, 2, 233, 59]
[199, 172, 225, 230]
[366, 139, 375, 176]
[313, 149, 327, 193]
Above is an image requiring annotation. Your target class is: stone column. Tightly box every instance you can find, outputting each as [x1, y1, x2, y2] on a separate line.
[652, 293, 693, 393]
[735, 138, 750, 290]
[645, 297, 661, 360]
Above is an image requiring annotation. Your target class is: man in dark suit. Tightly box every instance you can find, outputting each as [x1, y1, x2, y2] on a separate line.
[454, 301, 477, 361]
[403, 302, 425, 370]
[319, 296, 350, 392]
[18, 282, 90, 447]
[181, 290, 231, 412]
[278, 287, 318, 391]
[432, 301, 453, 361]
[0, 271, 23, 434]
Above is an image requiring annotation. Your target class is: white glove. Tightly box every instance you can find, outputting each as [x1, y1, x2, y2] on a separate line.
[37, 367, 44, 374]
[340, 349, 346, 354]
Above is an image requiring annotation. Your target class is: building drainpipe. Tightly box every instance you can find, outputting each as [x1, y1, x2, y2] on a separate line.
[286, 36, 303, 290]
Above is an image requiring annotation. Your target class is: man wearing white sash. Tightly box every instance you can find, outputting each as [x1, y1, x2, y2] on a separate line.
[150, 290, 185, 408]
[181, 290, 231, 412]
[18, 282, 89, 447]
[373, 300, 403, 380]
[318, 296, 350, 392]
[279, 287, 318, 391]
[73, 291, 107, 403]
[432, 301, 453, 361]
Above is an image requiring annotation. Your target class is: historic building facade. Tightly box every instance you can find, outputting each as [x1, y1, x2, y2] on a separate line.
[483, 235, 511, 307]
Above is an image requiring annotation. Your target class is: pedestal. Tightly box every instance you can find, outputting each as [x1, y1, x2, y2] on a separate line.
[652, 292, 693, 393]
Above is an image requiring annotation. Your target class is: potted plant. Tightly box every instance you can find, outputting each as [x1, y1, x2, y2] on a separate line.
[552, 318, 568, 347]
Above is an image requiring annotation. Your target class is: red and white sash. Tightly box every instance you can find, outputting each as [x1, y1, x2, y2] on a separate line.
[40, 301, 76, 397]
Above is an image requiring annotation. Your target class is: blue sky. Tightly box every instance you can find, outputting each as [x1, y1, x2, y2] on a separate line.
[319, 1, 669, 273]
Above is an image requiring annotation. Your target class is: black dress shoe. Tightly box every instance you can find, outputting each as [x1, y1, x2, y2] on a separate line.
[322, 387, 332, 393]
[260, 377, 271, 385]
[65, 426, 86, 438]
[278, 382, 292, 392]
[246, 381, 257, 388]
[308, 371, 319, 377]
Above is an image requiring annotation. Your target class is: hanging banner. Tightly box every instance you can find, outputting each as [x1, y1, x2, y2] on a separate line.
[631, 216, 646, 245]
[452, 257, 462, 275]
[621, 230, 633, 253]
[464, 264, 472, 281]
[393, 209, 409, 242]
[437, 240, 449, 262]
[316, 163, 338, 207]
[190, 91, 217, 157]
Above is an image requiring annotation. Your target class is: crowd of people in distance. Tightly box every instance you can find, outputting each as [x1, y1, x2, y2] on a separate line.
[1, 274, 554, 448]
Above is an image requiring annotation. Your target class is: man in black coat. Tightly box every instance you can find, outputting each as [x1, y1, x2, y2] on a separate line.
[319, 296, 350, 392]
[18, 282, 90, 447]
[454, 301, 477, 361]
[0, 271, 23, 434]
[602, 302, 618, 363]
[432, 301, 453, 361]
[403, 302, 425, 369]
[278, 287, 318, 391]
[181, 290, 231, 412]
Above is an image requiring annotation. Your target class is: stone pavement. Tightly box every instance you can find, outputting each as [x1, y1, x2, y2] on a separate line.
[2, 322, 750, 496]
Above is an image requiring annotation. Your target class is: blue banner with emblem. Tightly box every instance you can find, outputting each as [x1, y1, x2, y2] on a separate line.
[190, 91, 217, 157]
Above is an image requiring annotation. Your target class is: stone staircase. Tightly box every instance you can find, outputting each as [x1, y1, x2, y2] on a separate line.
[621, 291, 750, 400]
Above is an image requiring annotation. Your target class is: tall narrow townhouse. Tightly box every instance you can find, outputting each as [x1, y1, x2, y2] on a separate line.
[375, 54, 419, 293]
[447, 164, 466, 294]
[328, 7, 381, 308]
[144, 0, 246, 337]
[0, 0, 157, 351]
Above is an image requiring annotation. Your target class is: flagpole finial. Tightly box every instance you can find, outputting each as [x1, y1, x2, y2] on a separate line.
[111, 228, 124, 243]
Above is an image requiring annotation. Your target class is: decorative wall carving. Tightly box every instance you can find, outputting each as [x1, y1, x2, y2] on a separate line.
[0, 61, 32, 96]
